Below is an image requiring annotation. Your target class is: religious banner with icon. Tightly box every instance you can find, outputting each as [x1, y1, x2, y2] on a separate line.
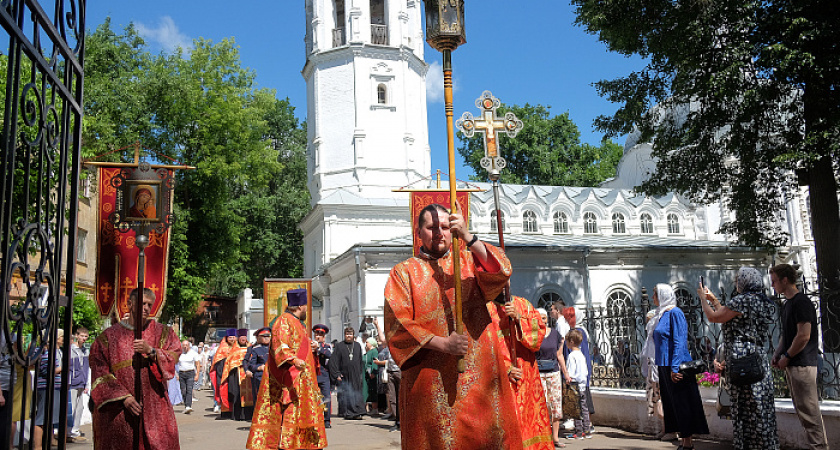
[95, 167, 172, 317]
[264, 278, 312, 331]
[410, 190, 471, 256]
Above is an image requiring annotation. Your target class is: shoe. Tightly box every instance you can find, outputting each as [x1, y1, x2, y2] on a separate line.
[184, 406, 193, 414]
[388, 424, 400, 432]
[553, 440, 566, 448]
[381, 413, 393, 420]
[193, 397, 199, 402]
[583, 432, 592, 439]
[564, 433, 579, 440]
[213, 405, 220, 413]
[325, 423, 331, 429]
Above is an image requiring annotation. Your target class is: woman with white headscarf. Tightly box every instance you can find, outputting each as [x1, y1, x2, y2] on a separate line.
[698, 267, 779, 450]
[652, 284, 709, 450]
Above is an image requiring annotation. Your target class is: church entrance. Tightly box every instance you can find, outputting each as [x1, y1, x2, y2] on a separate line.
[1, 1, 87, 447]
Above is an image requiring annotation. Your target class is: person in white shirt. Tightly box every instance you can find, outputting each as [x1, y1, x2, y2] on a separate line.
[565, 329, 591, 440]
[178, 340, 202, 413]
[551, 301, 570, 337]
[195, 342, 208, 390]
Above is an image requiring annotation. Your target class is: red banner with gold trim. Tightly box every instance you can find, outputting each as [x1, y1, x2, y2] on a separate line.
[409, 190, 471, 256]
[95, 167, 171, 317]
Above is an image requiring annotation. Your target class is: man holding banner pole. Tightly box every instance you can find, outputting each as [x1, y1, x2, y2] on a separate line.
[384, 203, 524, 449]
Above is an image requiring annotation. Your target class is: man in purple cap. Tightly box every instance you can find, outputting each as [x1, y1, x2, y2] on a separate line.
[247, 289, 327, 450]
[245, 327, 271, 409]
[311, 324, 333, 428]
[222, 329, 254, 421]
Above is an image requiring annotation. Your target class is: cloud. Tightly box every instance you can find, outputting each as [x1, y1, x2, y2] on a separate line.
[426, 61, 444, 103]
[135, 16, 192, 54]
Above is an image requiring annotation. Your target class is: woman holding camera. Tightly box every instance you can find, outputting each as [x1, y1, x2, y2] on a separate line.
[699, 267, 778, 450]
[652, 284, 708, 450]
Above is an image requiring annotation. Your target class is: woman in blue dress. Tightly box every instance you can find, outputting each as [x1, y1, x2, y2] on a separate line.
[652, 283, 709, 450]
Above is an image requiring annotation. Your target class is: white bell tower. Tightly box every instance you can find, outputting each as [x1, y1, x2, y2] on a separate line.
[301, 0, 431, 278]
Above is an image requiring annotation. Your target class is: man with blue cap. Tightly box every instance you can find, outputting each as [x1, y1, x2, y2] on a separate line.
[247, 289, 327, 449]
[311, 323, 333, 428]
[245, 327, 271, 411]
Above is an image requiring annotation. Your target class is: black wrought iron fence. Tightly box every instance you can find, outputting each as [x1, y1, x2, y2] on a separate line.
[579, 284, 840, 401]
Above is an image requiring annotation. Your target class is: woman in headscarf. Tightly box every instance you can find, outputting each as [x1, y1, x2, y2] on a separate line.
[698, 267, 779, 450]
[363, 336, 380, 416]
[652, 284, 708, 450]
[640, 309, 667, 439]
[535, 308, 567, 448]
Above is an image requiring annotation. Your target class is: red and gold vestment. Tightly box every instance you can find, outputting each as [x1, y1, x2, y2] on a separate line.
[490, 296, 553, 449]
[247, 312, 327, 450]
[221, 344, 254, 408]
[89, 320, 181, 450]
[210, 340, 231, 408]
[384, 243, 524, 450]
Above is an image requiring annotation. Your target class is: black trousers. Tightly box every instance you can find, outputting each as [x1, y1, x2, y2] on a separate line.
[227, 371, 253, 421]
[317, 376, 331, 424]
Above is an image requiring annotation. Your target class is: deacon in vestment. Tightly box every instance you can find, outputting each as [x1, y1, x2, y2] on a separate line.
[384, 203, 524, 450]
[245, 327, 271, 410]
[89, 288, 182, 450]
[490, 295, 553, 450]
[210, 329, 236, 416]
[247, 289, 327, 450]
[221, 329, 254, 420]
[328, 327, 365, 419]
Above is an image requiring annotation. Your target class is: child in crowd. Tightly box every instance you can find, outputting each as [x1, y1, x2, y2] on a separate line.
[565, 329, 592, 440]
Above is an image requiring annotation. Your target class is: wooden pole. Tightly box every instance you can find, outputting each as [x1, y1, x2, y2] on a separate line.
[443, 50, 466, 373]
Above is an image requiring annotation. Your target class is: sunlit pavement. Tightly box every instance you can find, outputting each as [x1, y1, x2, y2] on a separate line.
[70, 388, 736, 449]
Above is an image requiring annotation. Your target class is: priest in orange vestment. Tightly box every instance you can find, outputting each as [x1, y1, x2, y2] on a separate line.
[247, 288, 327, 450]
[222, 330, 255, 420]
[90, 288, 182, 450]
[490, 295, 553, 450]
[210, 330, 235, 416]
[384, 204, 524, 450]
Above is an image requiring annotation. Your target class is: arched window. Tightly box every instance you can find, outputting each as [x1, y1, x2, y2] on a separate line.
[640, 213, 654, 234]
[612, 213, 626, 234]
[553, 211, 569, 234]
[667, 213, 680, 234]
[584, 212, 598, 234]
[377, 84, 387, 104]
[538, 291, 564, 310]
[490, 210, 505, 232]
[523, 210, 538, 233]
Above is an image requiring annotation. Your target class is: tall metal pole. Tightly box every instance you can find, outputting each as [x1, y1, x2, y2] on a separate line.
[442, 50, 466, 373]
[134, 231, 149, 450]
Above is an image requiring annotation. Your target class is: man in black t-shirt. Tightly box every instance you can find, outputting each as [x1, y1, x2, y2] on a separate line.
[770, 264, 828, 450]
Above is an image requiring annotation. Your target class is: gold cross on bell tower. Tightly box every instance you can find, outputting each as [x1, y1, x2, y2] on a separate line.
[456, 90, 523, 178]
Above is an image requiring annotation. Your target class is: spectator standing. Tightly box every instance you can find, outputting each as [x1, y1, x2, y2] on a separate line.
[178, 339, 201, 414]
[195, 342, 208, 390]
[34, 329, 64, 447]
[562, 308, 596, 422]
[550, 301, 570, 339]
[655, 283, 709, 450]
[641, 307, 667, 440]
[376, 339, 401, 432]
[535, 308, 567, 448]
[244, 327, 271, 417]
[329, 327, 365, 420]
[770, 264, 828, 449]
[363, 337, 380, 416]
[700, 267, 779, 450]
[68, 327, 89, 442]
[565, 330, 591, 440]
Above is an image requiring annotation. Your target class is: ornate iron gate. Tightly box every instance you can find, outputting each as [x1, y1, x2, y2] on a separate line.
[1, 0, 86, 449]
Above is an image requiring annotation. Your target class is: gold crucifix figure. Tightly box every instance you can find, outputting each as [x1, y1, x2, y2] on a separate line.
[456, 90, 523, 175]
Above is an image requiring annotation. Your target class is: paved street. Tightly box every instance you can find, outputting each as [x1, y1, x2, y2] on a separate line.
[70, 388, 736, 449]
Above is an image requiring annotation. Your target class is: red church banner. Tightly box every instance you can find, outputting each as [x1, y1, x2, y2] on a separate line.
[409, 190, 471, 256]
[95, 167, 171, 317]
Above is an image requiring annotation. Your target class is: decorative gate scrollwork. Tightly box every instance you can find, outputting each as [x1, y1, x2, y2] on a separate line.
[2, 0, 86, 448]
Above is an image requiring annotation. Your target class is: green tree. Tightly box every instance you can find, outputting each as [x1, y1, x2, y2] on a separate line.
[81, 23, 309, 323]
[457, 103, 623, 186]
[572, 0, 840, 347]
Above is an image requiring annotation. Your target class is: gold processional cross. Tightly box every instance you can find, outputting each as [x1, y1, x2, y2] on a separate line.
[456, 90, 523, 178]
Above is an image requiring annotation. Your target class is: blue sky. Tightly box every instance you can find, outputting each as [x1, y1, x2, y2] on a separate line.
[85, 1, 646, 180]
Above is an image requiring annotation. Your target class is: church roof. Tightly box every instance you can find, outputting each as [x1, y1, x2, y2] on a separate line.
[318, 188, 407, 207]
[361, 233, 749, 251]
[469, 183, 688, 209]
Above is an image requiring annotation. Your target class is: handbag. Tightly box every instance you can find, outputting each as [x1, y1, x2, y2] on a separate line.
[678, 359, 707, 377]
[562, 382, 582, 420]
[380, 368, 389, 384]
[537, 359, 557, 372]
[728, 351, 764, 385]
[716, 377, 732, 417]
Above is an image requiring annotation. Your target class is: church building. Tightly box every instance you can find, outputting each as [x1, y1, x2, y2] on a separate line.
[299, 0, 814, 347]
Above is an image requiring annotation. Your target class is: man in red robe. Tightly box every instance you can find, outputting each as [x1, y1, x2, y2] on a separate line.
[90, 287, 182, 450]
[384, 203, 524, 450]
[221, 329, 254, 420]
[490, 295, 553, 449]
[210, 329, 236, 415]
[247, 288, 327, 450]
